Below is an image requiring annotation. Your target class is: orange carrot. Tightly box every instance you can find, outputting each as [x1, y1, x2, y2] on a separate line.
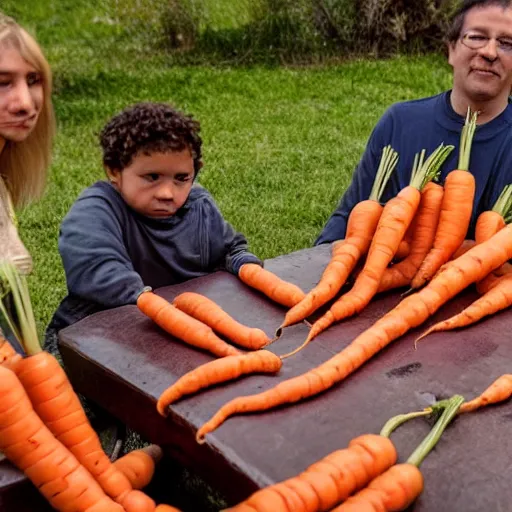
[416, 272, 512, 342]
[0, 263, 155, 512]
[137, 290, 240, 357]
[155, 506, 182, 512]
[477, 262, 512, 294]
[450, 239, 475, 260]
[0, 365, 124, 512]
[15, 351, 155, 512]
[411, 109, 478, 289]
[238, 264, 306, 308]
[281, 146, 398, 329]
[157, 350, 282, 416]
[173, 292, 271, 349]
[378, 181, 444, 293]
[473, 185, 512, 294]
[459, 374, 512, 413]
[394, 238, 411, 262]
[227, 434, 397, 512]
[329, 464, 423, 512]
[475, 211, 506, 244]
[114, 445, 162, 490]
[196, 225, 512, 440]
[0, 332, 21, 369]
[307, 144, 453, 343]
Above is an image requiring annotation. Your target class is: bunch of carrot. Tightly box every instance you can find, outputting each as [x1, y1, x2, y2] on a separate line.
[0, 263, 184, 512]
[224, 372, 512, 512]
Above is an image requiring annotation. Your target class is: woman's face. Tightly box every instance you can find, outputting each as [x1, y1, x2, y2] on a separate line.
[0, 45, 43, 143]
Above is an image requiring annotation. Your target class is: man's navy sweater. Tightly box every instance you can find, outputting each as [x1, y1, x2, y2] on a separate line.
[49, 181, 262, 330]
[316, 91, 512, 244]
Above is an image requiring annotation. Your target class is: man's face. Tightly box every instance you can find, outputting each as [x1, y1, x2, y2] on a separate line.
[0, 45, 43, 143]
[448, 5, 512, 104]
[107, 149, 196, 218]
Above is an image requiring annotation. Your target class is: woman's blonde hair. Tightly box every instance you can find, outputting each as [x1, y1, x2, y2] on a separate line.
[0, 14, 55, 208]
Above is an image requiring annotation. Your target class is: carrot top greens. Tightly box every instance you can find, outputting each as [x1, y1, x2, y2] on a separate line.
[0, 262, 40, 356]
[458, 107, 478, 171]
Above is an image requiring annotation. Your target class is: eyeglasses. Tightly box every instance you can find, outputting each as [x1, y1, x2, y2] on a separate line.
[461, 32, 512, 54]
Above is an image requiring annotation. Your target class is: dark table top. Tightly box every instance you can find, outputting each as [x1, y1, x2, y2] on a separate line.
[59, 245, 512, 511]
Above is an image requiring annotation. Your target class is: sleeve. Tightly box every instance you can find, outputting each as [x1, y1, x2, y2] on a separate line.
[314, 108, 396, 245]
[201, 195, 263, 275]
[58, 193, 145, 308]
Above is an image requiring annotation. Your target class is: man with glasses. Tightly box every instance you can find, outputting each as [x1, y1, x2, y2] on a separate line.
[316, 0, 512, 245]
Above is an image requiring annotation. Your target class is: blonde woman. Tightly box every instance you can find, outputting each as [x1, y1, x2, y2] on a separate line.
[0, 13, 55, 352]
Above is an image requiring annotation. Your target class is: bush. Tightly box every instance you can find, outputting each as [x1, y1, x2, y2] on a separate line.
[117, 0, 461, 63]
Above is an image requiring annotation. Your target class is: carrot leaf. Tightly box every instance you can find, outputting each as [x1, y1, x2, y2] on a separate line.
[457, 107, 478, 171]
[0, 262, 41, 356]
[406, 394, 464, 467]
[492, 184, 512, 221]
[369, 145, 399, 203]
[410, 143, 455, 191]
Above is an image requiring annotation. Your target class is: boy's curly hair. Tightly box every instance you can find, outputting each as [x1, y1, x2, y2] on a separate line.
[99, 102, 202, 174]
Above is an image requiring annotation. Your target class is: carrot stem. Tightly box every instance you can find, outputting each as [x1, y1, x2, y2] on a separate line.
[410, 143, 454, 191]
[369, 145, 399, 201]
[457, 107, 478, 171]
[493, 184, 512, 218]
[0, 263, 40, 355]
[407, 394, 464, 467]
[379, 408, 433, 438]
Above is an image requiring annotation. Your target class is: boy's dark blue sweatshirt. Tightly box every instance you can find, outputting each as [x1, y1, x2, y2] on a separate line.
[316, 91, 512, 244]
[49, 181, 262, 330]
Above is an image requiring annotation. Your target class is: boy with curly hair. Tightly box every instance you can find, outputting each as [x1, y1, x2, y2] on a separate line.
[45, 102, 262, 346]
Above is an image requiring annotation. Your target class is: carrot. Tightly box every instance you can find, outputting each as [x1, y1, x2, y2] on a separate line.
[155, 506, 182, 512]
[377, 181, 444, 293]
[0, 331, 22, 368]
[196, 226, 512, 440]
[173, 292, 271, 349]
[473, 185, 512, 294]
[329, 464, 423, 512]
[450, 239, 475, 260]
[238, 264, 306, 309]
[137, 290, 240, 357]
[394, 239, 410, 261]
[459, 374, 512, 413]
[157, 350, 282, 416]
[415, 272, 512, 343]
[280, 146, 398, 329]
[411, 109, 478, 290]
[226, 434, 397, 512]
[114, 444, 162, 490]
[0, 365, 125, 512]
[0, 263, 155, 512]
[306, 144, 454, 343]
[477, 262, 512, 294]
[332, 394, 463, 512]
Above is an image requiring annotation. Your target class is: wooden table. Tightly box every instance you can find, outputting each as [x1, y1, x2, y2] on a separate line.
[59, 245, 512, 511]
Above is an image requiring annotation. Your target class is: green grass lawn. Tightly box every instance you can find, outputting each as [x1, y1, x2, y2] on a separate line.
[2, 0, 452, 336]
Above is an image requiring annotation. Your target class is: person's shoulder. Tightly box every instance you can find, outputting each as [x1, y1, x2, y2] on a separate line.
[66, 181, 126, 220]
[387, 92, 443, 117]
[184, 183, 217, 208]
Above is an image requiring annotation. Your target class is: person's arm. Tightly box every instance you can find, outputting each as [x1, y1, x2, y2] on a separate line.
[58, 193, 145, 308]
[314, 109, 395, 245]
[201, 195, 262, 274]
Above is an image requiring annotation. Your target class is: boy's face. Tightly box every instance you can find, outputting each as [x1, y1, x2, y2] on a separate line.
[107, 149, 195, 218]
